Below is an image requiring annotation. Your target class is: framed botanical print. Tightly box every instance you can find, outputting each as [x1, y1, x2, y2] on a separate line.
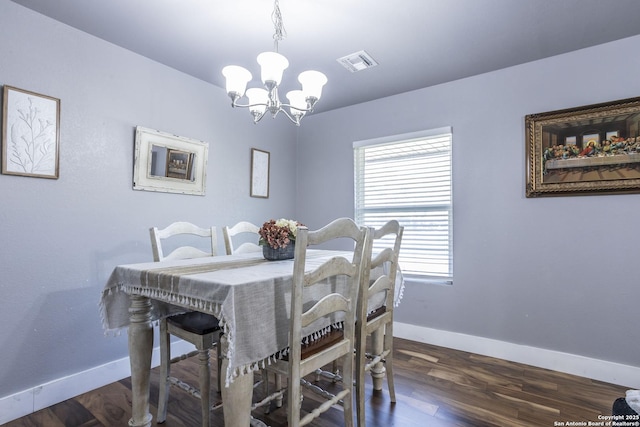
[2, 85, 60, 179]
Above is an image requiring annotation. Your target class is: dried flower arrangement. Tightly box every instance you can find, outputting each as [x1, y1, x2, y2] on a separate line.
[258, 218, 304, 249]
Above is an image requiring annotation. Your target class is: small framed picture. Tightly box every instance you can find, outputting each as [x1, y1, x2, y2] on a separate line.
[250, 148, 270, 198]
[2, 85, 60, 179]
[165, 148, 193, 180]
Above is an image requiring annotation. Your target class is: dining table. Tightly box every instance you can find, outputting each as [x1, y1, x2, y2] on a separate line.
[99, 249, 403, 427]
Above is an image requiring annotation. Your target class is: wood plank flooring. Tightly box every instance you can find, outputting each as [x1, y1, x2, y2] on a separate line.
[5, 338, 630, 426]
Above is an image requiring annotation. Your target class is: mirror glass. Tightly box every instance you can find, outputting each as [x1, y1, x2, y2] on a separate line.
[133, 126, 208, 195]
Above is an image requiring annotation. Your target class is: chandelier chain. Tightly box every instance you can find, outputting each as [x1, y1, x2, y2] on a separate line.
[271, 0, 287, 52]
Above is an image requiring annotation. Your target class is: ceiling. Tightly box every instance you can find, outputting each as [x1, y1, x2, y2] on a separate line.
[10, 0, 640, 114]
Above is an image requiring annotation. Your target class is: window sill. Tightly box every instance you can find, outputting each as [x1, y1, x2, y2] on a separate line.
[403, 274, 452, 286]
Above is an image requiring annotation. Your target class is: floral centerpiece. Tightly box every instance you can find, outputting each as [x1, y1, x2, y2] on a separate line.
[258, 218, 304, 260]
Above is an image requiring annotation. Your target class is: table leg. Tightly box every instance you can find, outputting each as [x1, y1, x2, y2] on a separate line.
[370, 326, 386, 391]
[219, 334, 254, 426]
[128, 295, 153, 427]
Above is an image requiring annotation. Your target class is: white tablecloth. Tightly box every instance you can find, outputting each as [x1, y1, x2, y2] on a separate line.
[546, 152, 640, 169]
[100, 250, 404, 385]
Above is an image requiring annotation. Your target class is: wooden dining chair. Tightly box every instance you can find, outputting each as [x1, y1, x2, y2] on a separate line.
[355, 220, 404, 427]
[149, 221, 222, 427]
[222, 220, 262, 255]
[258, 218, 370, 427]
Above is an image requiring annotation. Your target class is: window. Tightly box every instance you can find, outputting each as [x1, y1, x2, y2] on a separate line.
[354, 127, 453, 284]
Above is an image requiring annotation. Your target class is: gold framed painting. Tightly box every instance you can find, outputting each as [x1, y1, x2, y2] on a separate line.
[526, 96, 640, 197]
[2, 85, 60, 179]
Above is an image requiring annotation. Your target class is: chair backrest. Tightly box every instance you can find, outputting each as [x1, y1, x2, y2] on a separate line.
[289, 217, 370, 368]
[222, 221, 261, 255]
[358, 220, 403, 324]
[149, 221, 218, 261]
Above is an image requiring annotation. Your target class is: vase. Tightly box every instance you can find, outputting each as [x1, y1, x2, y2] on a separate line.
[262, 242, 295, 260]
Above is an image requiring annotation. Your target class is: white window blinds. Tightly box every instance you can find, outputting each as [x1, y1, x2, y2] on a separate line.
[354, 127, 453, 283]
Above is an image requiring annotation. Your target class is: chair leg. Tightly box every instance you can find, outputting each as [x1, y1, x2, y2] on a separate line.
[275, 374, 283, 408]
[332, 360, 340, 383]
[257, 370, 283, 415]
[370, 328, 386, 390]
[385, 323, 396, 403]
[197, 349, 211, 427]
[355, 333, 367, 427]
[157, 319, 171, 424]
[216, 335, 223, 393]
[342, 351, 355, 427]
[287, 370, 302, 427]
[262, 369, 271, 414]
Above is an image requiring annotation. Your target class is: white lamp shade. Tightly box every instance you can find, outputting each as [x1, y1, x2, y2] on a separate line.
[222, 66, 252, 97]
[298, 70, 327, 100]
[246, 88, 268, 114]
[286, 90, 307, 116]
[257, 52, 289, 85]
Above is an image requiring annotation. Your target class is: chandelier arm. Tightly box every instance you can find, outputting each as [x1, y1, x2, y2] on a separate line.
[230, 92, 316, 113]
[230, 100, 270, 109]
[278, 108, 302, 126]
[279, 102, 315, 114]
[229, 100, 304, 126]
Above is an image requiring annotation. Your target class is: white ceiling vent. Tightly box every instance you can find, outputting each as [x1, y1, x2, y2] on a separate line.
[337, 50, 378, 73]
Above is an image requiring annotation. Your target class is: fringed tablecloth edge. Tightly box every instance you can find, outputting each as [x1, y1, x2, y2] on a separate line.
[98, 282, 224, 336]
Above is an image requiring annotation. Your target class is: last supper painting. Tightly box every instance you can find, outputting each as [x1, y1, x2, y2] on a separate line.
[526, 96, 640, 197]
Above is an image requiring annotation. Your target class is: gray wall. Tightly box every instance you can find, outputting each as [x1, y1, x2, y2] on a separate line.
[297, 35, 640, 368]
[0, 1, 297, 398]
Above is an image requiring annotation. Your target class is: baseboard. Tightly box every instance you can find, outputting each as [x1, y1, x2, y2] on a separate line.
[3, 326, 639, 424]
[393, 322, 640, 389]
[0, 340, 194, 425]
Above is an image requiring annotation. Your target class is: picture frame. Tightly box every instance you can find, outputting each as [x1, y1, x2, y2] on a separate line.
[165, 148, 193, 180]
[133, 126, 208, 196]
[526, 96, 640, 197]
[2, 85, 60, 179]
[250, 148, 270, 198]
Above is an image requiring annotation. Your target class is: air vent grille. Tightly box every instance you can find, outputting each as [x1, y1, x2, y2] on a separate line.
[337, 50, 378, 73]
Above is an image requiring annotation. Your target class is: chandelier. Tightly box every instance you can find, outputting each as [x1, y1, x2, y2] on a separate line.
[222, 0, 327, 126]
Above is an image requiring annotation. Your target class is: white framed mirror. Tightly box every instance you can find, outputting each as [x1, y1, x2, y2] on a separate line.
[133, 126, 208, 195]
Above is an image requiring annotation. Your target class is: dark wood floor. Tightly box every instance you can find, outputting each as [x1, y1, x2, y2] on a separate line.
[5, 338, 629, 426]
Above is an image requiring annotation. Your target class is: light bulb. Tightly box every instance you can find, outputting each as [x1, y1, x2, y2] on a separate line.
[257, 52, 289, 86]
[298, 70, 327, 101]
[286, 90, 307, 117]
[246, 88, 269, 115]
[222, 66, 252, 98]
